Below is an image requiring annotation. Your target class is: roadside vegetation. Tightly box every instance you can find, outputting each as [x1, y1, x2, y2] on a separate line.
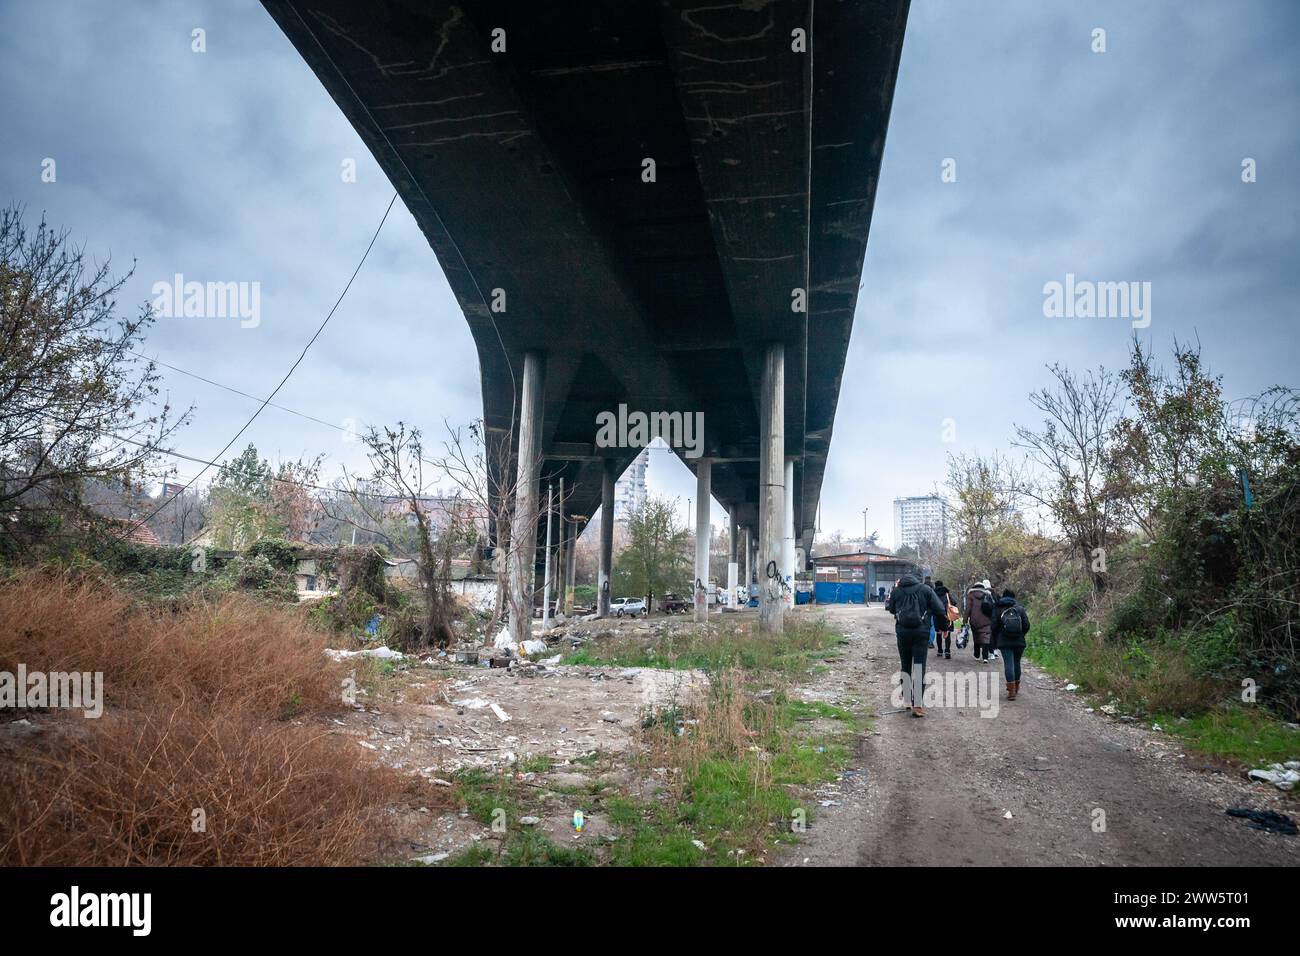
[928, 340, 1299, 769]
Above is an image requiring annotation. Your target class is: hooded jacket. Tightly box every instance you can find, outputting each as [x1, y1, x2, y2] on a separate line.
[965, 586, 993, 629]
[886, 573, 947, 637]
[991, 594, 1031, 651]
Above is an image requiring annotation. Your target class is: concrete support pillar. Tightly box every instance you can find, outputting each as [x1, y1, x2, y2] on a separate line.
[694, 458, 711, 622]
[541, 483, 554, 629]
[508, 351, 545, 642]
[564, 516, 577, 615]
[555, 477, 565, 618]
[759, 343, 785, 632]
[744, 526, 752, 594]
[783, 458, 796, 610]
[726, 507, 739, 609]
[597, 458, 615, 617]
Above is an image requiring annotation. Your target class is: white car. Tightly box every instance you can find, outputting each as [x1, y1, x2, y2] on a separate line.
[612, 597, 647, 618]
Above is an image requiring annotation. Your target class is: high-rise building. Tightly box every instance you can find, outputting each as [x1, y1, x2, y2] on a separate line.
[614, 447, 649, 520]
[893, 495, 948, 550]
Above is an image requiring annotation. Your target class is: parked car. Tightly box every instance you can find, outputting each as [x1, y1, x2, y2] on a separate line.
[612, 597, 647, 618]
[658, 592, 690, 614]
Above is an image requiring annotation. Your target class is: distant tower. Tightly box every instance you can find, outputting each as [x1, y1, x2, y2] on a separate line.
[614, 447, 649, 521]
[892, 495, 948, 550]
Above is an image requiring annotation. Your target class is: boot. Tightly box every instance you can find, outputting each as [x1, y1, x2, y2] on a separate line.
[1007, 680, 1018, 701]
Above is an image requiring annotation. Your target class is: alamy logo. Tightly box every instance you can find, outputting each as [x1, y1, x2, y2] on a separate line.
[891, 670, 1000, 718]
[50, 886, 151, 936]
[595, 404, 704, 459]
[0, 665, 103, 718]
[151, 273, 261, 328]
[1042, 273, 1150, 328]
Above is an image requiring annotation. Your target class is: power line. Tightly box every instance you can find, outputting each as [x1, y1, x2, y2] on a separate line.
[127, 350, 350, 435]
[125, 193, 399, 534]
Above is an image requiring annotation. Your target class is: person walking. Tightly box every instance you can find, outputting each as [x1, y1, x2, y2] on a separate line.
[932, 580, 957, 659]
[965, 579, 995, 663]
[990, 588, 1031, 699]
[887, 572, 948, 717]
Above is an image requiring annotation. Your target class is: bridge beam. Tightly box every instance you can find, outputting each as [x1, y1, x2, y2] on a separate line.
[759, 343, 785, 632]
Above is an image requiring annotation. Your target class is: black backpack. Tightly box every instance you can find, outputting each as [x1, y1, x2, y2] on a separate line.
[896, 588, 926, 629]
[999, 606, 1024, 639]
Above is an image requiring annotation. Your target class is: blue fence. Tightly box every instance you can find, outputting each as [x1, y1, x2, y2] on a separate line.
[813, 582, 866, 604]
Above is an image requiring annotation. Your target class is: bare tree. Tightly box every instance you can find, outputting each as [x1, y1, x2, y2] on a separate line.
[1014, 363, 1124, 591]
[0, 206, 187, 549]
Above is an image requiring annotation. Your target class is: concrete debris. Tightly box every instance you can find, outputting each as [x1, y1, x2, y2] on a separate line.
[412, 852, 450, 865]
[490, 702, 512, 723]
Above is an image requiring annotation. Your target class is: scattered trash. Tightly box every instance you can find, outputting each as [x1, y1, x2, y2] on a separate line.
[453, 698, 491, 710]
[519, 816, 541, 826]
[1099, 703, 1118, 716]
[490, 703, 512, 723]
[572, 810, 585, 832]
[364, 614, 382, 637]
[691, 840, 707, 851]
[541, 654, 563, 666]
[1226, 807, 1298, 836]
[325, 646, 404, 661]
[519, 639, 548, 657]
[1247, 764, 1300, 791]
[411, 851, 450, 865]
[1064, 683, 1078, 692]
[1003, 810, 1014, 820]
[493, 628, 517, 651]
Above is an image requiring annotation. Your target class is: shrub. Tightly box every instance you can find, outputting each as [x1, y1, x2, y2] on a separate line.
[0, 568, 426, 866]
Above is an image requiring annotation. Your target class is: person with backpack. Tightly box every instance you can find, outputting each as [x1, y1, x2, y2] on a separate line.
[991, 588, 1031, 699]
[886, 572, 948, 717]
[964, 579, 995, 662]
[932, 580, 957, 659]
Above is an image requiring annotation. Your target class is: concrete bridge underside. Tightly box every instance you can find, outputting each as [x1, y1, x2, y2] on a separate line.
[263, 0, 909, 630]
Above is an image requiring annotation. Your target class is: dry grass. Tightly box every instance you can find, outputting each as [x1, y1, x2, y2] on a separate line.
[0, 568, 341, 719]
[643, 669, 770, 774]
[0, 568, 427, 866]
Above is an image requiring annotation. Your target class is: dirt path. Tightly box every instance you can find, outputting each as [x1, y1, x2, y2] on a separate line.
[782, 604, 1300, 866]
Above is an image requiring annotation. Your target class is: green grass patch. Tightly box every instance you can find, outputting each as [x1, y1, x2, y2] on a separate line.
[564, 617, 843, 676]
[1158, 707, 1300, 768]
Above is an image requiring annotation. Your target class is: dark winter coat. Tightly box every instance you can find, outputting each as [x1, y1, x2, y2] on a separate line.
[887, 573, 947, 638]
[965, 587, 994, 646]
[990, 595, 1031, 651]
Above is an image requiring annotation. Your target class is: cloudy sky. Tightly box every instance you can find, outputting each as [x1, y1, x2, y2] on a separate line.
[3, 0, 1297, 548]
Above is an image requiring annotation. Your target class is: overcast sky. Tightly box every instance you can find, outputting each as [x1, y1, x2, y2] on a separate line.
[3, 0, 1297, 549]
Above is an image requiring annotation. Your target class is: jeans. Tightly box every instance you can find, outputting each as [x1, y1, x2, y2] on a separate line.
[896, 630, 928, 705]
[1002, 647, 1023, 683]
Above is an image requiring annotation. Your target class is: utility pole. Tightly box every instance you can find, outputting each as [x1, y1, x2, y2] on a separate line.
[862, 507, 869, 547]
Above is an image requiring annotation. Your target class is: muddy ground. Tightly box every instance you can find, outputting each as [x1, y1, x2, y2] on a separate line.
[780, 605, 1300, 866]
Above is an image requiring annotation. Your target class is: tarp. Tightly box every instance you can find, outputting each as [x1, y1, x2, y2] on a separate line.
[814, 582, 865, 604]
